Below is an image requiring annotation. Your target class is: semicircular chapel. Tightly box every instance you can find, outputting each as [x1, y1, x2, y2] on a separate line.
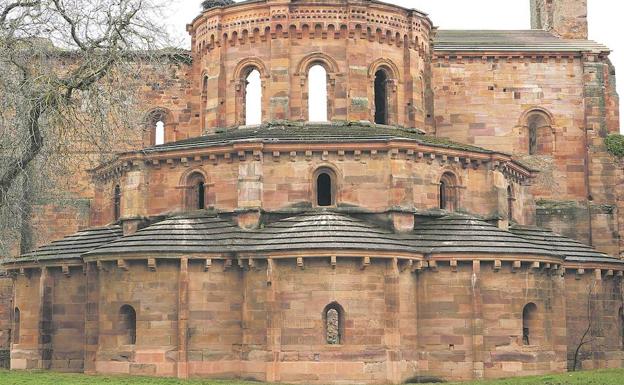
[3, 0, 624, 383]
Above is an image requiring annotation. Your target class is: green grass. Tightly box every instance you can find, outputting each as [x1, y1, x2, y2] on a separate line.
[1, 369, 624, 385]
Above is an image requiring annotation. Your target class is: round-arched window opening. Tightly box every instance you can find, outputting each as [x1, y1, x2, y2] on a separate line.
[439, 172, 458, 211]
[245, 69, 262, 126]
[374, 69, 389, 125]
[323, 302, 345, 345]
[308, 64, 328, 122]
[13, 307, 20, 344]
[185, 172, 207, 211]
[522, 302, 538, 346]
[317, 172, 333, 207]
[119, 304, 137, 345]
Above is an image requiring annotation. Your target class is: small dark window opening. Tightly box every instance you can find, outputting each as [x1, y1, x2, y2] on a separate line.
[119, 305, 137, 345]
[317, 173, 332, 207]
[113, 185, 121, 221]
[323, 302, 344, 345]
[522, 303, 537, 346]
[529, 123, 538, 155]
[507, 185, 514, 222]
[13, 307, 20, 344]
[197, 182, 205, 210]
[439, 173, 458, 211]
[374, 69, 389, 125]
[439, 180, 448, 210]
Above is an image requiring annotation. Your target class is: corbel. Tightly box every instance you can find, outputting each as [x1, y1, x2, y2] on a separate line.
[428, 260, 438, 271]
[441, 154, 448, 164]
[96, 260, 105, 271]
[354, 150, 362, 161]
[338, 150, 345, 161]
[322, 150, 329, 161]
[273, 151, 281, 162]
[530, 261, 540, 273]
[224, 258, 233, 270]
[450, 259, 458, 272]
[194, 156, 202, 163]
[576, 268, 585, 280]
[401, 259, 414, 272]
[151, 159, 161, 169]
[238, 151, 246, 161]
[361, 256, 371, 270]
[225, 153, 232, 163]
[147, 258, 157, 272]
[238, 259, 246, 269]
[417, 152, 424, 162]
[512, 260, 521, 273]
[297, 257, 304, 270]
[253, 150, 262, 161]
[493, 260, 502, 272]
[209, 154, 218, 165]
[181, 157, 189, 167]
[117, 259, 128, 271]
[413, 260, 424, 273]
[390, 148, 399, 160]
[290, 151, 297, 162]
[371, 150, 378, 160]
[427, 153, 435, 165]
[167, 158, 175, 168]
[204, 258, 212, 271]
[19, 267, 25, 276]
[607, 270, 614, 277]
[248, 258, 256, 270]
[62, 264, 70, 277]
[305, 150, 313, 161]
[594, 269, 602, 281]
[406, 149, 415, 161]
[330, 255, 337, 269]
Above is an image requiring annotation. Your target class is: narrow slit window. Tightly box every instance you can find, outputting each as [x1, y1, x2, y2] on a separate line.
[522, 303, 537, 346]
[317, 173, 332, 207]
[374, 69, 389, 125]
[245, 69, 262, 126]
[119, 305, 137, 345]
[13, 307, 20, 344]
[113, 185, 121, 221]
[324, 303, 344, 345]
[439, 173, 458, 211]
[507, 185, 515, 222]
[186, 173, 207, 210]
[155, 121, 165, 145]
[308, 65, 328, 122]
[198, 181, 205, 210]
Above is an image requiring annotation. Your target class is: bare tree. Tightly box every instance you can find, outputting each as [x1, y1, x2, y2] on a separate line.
[0, 0, 171, 207]
[571, 280, 597, 371]
[0, 0, 174, 255]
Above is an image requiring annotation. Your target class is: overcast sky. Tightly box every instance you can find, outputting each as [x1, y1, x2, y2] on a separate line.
[165, 0, 623, 131]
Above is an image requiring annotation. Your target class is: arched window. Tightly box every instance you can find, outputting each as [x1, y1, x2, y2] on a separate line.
[245, 69, 262, 126]
[113, 185, 121, 221]
[374, 69, 389, 125]
[439, 172, 458, 211]
[522, 303, 538, 346]
[119, 305, 137, 345]
[145, 109, 169, 146]
[308, 65, 328, 122]
[526, 111, 553, 155]
[315, 169, 336, 207]
[323, 302, 344, 345]
[186, 172, 207, 210]
[155, 121, 165, 145]
[507, 185, 515, 222]
[13, 307, 20, 344]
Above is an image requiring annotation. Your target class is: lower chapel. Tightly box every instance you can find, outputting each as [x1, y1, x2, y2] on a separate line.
[1, 0, 624, 383]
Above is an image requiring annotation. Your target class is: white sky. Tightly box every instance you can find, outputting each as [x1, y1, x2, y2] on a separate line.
[165, 0, 623, 131]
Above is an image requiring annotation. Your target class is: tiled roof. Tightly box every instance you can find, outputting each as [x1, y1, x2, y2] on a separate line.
[242, 211, 422, 253]
[18, 225, 122, 262]
[11, 212, 620, 267]
[405, 215, 562, 257]
[84, 214, 241, 256]
[434, 30, 610, 53]
[142, 123, 494, 154]
[510, 225, 622, 264]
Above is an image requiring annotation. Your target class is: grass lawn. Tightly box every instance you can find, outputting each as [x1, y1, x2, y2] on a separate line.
[1, 369, 624, 385]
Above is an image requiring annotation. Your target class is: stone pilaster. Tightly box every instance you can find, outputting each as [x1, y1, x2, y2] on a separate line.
[84, 263, 99, 373]
[470, 261, 484, 380]
[177, 257, 189, 379]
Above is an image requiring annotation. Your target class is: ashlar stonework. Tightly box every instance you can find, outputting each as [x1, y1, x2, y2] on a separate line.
[1, 0, 624, 383]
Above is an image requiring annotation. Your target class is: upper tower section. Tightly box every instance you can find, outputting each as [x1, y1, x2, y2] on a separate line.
[530, 0, 588, 39]
[188, 0, 433, 132]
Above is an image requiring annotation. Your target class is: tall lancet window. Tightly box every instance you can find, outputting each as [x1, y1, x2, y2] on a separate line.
[245, 69, 262, 126]
[308, 65, 328, 122]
